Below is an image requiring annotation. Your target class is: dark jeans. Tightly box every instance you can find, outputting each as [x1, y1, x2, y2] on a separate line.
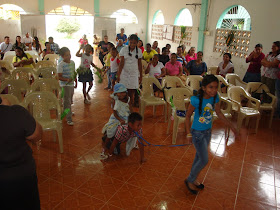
[99, 55, 105, 67]
[187, 129, 211, 183]
[0, 173, 40, 210]
[243, 72, 261, 83]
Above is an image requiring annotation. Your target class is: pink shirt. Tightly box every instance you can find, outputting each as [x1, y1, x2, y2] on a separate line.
[165, 61, 182, 76]
[185, 53, 197, 62]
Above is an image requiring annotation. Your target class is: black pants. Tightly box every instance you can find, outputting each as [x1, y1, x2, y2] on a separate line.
[99, 55, 105, 67]
[0, 173, 40, 210]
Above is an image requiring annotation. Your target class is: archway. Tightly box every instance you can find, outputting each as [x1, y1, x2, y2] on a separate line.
[152, 10, 164, 25]
[174, 8, 193, 26]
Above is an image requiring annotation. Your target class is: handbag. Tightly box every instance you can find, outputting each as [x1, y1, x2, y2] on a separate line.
[251, 84, 272, 104]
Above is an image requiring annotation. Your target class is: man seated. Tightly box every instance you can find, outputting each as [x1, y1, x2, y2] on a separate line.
[22, 33, 33, 47]
[0, 36, 12, 60]
[101, 112, 146, 163]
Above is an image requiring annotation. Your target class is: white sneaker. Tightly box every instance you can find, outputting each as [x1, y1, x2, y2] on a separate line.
[67, 121, 74, 126]
[84, 99, 91, 104]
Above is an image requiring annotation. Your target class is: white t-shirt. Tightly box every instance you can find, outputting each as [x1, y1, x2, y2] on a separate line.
[110, 57, 120, 73]
[218, 61, 234, 76]
[148, 61, 164, 78]
[81, 53, 93, 69]
[57, 60, 75, 86]
[22, 37, 32, 44]
[0, 42, 12, 53]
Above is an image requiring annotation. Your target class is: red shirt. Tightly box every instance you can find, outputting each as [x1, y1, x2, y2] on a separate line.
[79, 38, 88, 46]
[139, 46, 144, 53]
[114, 125, 142, 143]
[246, 52, 265, 73]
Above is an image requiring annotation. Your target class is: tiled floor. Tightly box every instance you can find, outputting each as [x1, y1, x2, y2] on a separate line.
[31, 57, 280, 209]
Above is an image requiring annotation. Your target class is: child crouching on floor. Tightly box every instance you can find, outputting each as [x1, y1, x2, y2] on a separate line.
[102, 112, 145, 163]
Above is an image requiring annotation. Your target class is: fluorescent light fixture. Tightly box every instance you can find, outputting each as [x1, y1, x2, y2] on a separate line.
[62, 5, 70, 16]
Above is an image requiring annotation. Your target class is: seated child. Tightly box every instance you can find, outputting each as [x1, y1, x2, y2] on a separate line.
[102, 112, 145, 163]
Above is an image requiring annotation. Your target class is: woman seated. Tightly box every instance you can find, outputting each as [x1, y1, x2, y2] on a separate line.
[243, 44, 265, 83]
[142, 43, 158, 63]
[12, 47, 34, 68]
[186, 51, 207, 76]
[29, 37, 42, 55]
[12, 36, 26, 51]
[185, 47, 197, 63]
[152, 41, 160, 54]
[165, 53, 183, 76]
[137, 40, 145, 53]
[159, 47, 170, 66]
[216, 53, 234, 77]
[42, 42, 54, 60]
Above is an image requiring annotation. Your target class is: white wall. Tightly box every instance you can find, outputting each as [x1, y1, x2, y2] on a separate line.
[148, 0, 280, 79]
[0, 19, 21, 43]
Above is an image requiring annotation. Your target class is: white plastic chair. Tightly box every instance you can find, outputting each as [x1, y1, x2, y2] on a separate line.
[3, 55, 15, 64]
[226, 73, 247, 88]
[36, 67, 57, 79]
[23, 91, 64, 153]
[208, 66, 218, 75]
[165, 87, 193, 144]
[44, 54, 59, 65]
[0, 79, 30, 102]
[186, 75, 203, 93]
[11, 67, 37, 84]
[0, 60, 14, 72]
[216, 75, 231, 100]
[139, 77, 167, 122]
[35, 61, 56, 69]
[245, 82, 277, 128]
[0, 94, 20, 105]
[228, 86, 261, 133]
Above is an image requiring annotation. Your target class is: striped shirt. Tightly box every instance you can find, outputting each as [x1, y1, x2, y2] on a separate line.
[114, 125, 142, 143]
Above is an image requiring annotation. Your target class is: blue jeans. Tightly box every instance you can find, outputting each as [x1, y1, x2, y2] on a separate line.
[276, 79, 280, 117]
[187, 128, 211, 183]
[107, 68, 111, 88]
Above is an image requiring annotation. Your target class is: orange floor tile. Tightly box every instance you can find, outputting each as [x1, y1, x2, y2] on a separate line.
[32, 71, 280, 209]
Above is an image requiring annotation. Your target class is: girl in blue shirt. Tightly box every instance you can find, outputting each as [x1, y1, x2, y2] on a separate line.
[185, 74, 238, 194]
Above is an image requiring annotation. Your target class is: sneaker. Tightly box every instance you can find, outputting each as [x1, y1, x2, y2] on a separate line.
[67, 121, 74, 126]
[72, 112, 75, 116]
[84, 99, 91, 104]
[87, 93, 91, 100]
[104, 87, 109, 90]
[134, 142, 139, 149]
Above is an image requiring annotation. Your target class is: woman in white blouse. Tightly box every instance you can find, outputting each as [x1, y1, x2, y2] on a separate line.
[216, 53, 234, 77]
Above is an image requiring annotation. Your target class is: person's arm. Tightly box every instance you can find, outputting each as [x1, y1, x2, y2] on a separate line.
[76, 46, 83, 57]
[116, 35, 119, 42]
[215, 102, 238, 135]
[113, 110, 125, 124]
[246, 51, 254, 63]
[262, 57, 280, 68]
[178, 66, 183, 76]
[26, 121, 43, 143]
[227, 67, 234, 74]
[158, 67, 166, 78]
[28, 44, 32, 51]
[117, 56, 125, 82]
[58, 73, 72, 83]
[201, 63, 207, 76]
[185, 103, 195, 137]
[25, 54, 34, 65]
[138, 58, 143, 84]
[108, 138, 119, 155]
[13, 57, 24, 67]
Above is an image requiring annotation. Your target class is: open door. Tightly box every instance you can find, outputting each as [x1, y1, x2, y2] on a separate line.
[94, 17, 116, 43]
[20, 15, 46, 41]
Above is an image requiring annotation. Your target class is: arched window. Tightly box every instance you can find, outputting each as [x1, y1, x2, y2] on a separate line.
[152, 10, 164, 25]
[48, 5, 92, 16]
[0, 4, 25, 20]
[174, 8, 193, 26]
[111, 9, 138, 24]
[216, 5, 251, 31]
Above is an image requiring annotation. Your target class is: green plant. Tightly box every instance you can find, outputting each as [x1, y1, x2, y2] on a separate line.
[180, 26, 187, 45]
[55, 18, 81, 36]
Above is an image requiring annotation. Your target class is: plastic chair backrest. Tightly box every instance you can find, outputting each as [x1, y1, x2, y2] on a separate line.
[23, 91, 61, 121]
[36, 67, 57, 79]
[165, 87, 192, 110]
[3, 51, 15, 57]
[0, 60, 14, 71]
[44, 54, 59, 65]
[0, 94, 20, 105]
[0, 79, 30, 101]
[25, 51, 39, 56]
[162, 76, 186, 88]
[142, 60, 148, 75]
[3, 55, 14, 64]
[216, 75, 229, 92]
[226, 73, 246, 87]
[186, 75, 203, 91]
[12, 67, 36, 83]
[31, 78, 61, 98]
[31, 54, 40, 63]
[208, 66, 218, 75]
[35, 61, 56, 69]
[141, 77, 162, 98]
[245, 82, 270, 94]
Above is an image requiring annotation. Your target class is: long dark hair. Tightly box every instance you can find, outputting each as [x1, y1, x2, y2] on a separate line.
[197, 74, 219, 115]
[224, 52, 232, 63]
[34, 36, 40, 51]
[15, 36, 21, 47]
[269, 41, 280, 56]
[15, 46, 28, 59]
[128, 34, 139, 58]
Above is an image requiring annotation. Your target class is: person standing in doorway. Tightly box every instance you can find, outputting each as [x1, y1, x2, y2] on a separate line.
[48, 37, 60, 54]
[116, 28, 128, 44]
[98, 35, 111, 67]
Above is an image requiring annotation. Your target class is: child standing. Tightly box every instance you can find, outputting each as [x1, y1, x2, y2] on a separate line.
[104, 42, 115, 90]
[185, 75, 238, 194]
[103, 112, 145, 163]
[57, 47, 75, 126]
[102, 83, 132, 148]
[76, 44, 96, 104]
[109, 47, 120, 91]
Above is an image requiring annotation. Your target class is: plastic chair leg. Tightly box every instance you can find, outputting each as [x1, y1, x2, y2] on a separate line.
[57, 129, 64, 153]
[245, 117, 250, 127]
[269, 110, 274, 128]
[53, 130, 56, 142]
[255, 115, 260, 134]
[164, 103, 167, 122]
[237, 113, 244, 132]
[172, 117, 179, 144]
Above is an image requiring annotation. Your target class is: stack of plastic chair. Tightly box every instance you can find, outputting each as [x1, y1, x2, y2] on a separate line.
[44, 54, 59, 65]
[165, 87, 193, 144]
[139, 77, 167, 122]
[0, 60, 14, 72]
[228, 86, 261, 133]
[141, 60, 148, 77]
[35, 60, 56, 69]
[0, 79, 30, 102]
[186, 75, 203, 94]
[0, 94, 20, 105]
[31, 54, 40, 63]
[207, 66, 218, 75]
[36, 67, 57, 79]
[23, 91, 64, 153]
[245, 82, 277, 128]
[226, 73, 247, 88]
[11, 67, 37, 84]
[216, 75, 231, 100]
[3, 55, 15, 65]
